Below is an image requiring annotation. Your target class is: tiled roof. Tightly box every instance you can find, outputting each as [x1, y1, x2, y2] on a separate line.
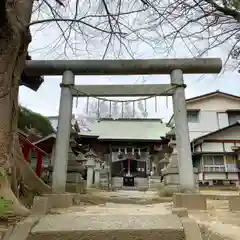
[82, 118, 170, 141]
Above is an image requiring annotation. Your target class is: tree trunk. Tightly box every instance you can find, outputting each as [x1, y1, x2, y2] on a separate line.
[0, 0, 50, 217]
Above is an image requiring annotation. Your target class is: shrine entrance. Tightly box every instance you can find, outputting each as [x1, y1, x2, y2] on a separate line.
[112, 158, 146, 177]
[24, 58, 222, 193]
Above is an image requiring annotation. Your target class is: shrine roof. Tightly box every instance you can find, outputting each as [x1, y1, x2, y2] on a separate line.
[80, 118, 170, 141]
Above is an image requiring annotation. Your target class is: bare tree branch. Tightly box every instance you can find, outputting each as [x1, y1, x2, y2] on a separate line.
[27, 0, 240, 66]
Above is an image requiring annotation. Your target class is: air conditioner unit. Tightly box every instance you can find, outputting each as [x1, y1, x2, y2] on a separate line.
[231, 145, 240, 151]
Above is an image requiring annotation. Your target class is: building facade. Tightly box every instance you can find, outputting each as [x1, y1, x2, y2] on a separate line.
[192, 122, 240, 185]
[76, 118, 171, 189]
[168, 91, 240, 185]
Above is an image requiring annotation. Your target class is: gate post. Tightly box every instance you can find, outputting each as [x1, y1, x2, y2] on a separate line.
[52, 71, 74, 193]
[170, 69, 195, 192]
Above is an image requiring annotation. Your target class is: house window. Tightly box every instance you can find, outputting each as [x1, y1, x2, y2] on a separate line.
[214, 156, 224, 165]
[203, 155, 213, 165]
[203, 155, 224, 165]
[187, 111, 199, 123]
[228, 111, 240, 125]
[202, 155, 225, 172]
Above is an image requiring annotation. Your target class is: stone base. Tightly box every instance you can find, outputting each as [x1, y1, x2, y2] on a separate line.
[162, 170, 199, 193]
[163, 173, 180, 186]
[27, 214, 185, 240]
[43, 193, 74, 208]
[76, 180, 86, 194]
[173, 193, 206, 210]
[31, 196, 51, 215]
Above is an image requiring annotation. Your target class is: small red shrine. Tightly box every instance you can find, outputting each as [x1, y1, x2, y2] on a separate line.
[18, 130, 48, 177]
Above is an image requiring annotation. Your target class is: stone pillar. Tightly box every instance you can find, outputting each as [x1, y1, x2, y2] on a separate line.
[94, 162, 101, 186]
[171, 69, 195, 192]
[85, 151, 96, 188]
[52, 71, 74, 193]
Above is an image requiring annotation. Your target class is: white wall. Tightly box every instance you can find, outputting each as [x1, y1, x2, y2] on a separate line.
[204, 125, 240, 140]
[195, 142, 239, 153]
[189, 111, 221, 140]
[187, 95, 240, 141]
[194, 142, 224, 152]
[204, 173, 226, 180]
[187, 95, 240, 111]
[170, 94, 240, 140]
[194, 126, 240, 153]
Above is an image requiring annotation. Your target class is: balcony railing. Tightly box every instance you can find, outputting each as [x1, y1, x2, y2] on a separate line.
[202, 166, 239, 173]
[225, 166, 239, 172]
[203, 166, 225, 172]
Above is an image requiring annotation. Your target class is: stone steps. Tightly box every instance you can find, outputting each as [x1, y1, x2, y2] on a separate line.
[26, 214, 185, 240]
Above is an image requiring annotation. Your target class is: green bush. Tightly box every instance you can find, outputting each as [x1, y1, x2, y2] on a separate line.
[18, 105, 54, 136]
[0, 197, 12, 217]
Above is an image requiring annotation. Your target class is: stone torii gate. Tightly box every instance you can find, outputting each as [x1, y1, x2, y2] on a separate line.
[25, 58, 222, 193]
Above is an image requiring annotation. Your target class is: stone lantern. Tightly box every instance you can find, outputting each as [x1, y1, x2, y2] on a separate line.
[159, 153, 170, 169]
[162, 139, 180, 190]
[85, 150, 97, 188]
[162, 137, 199, 192]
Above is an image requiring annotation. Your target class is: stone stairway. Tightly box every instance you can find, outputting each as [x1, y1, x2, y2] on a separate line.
[5, 193, 207, 240]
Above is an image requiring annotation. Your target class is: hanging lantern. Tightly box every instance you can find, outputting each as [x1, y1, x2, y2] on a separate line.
[85, 97, 89, 114]
[132, 148, 135, 155]
[118, 148, 123, 159]
[135, 148, 141, 159]
[109, 100, 112, 118]
[155, 96, 157, 113]
[132, 102, 135, 117]
[121, 102, 124, 118]
[97, 99, 100, 119]
[76, 96, 79, 108]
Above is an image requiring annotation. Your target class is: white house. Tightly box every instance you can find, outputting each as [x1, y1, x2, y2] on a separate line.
[168, 90, 240, 185]
[192, 121, 240, 185]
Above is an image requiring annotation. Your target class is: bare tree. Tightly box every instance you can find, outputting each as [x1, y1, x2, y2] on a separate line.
[139, 0, 240, 64]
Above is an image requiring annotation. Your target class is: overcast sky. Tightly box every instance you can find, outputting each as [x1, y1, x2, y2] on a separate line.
[19, 7, 240, 123]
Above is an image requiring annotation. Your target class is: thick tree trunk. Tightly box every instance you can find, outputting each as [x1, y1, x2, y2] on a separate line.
[0, 0, 51, 217]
